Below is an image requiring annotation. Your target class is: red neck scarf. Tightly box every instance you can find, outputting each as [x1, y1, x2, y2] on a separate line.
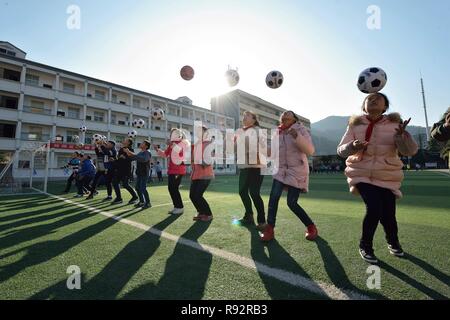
[278, 123, 293, 133]
[365, 115, 383, 142]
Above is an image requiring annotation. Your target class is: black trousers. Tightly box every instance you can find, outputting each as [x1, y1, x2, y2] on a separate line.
[239, 168, 266, 224]
[157, 171, 163, 181]
[112, 174, 138, 200]
[190, 179, 212, 216]
[89, 170, 113, 196]
[168, 174, 183, 208]
[64, 172, 76, 192]
[357, 182, 399, 249]
[76, 176, 92, 195]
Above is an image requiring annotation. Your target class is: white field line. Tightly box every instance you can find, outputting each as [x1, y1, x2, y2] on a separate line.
[31, 187, 370, 300]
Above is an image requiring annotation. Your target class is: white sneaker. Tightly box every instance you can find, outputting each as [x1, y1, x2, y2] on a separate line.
[170, 208, 184, 215]
[168, 207, 176, 214]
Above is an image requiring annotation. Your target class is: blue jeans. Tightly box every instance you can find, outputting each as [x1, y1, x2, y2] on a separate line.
[267, 179, 314, 227]
[135, 175, 150, 204]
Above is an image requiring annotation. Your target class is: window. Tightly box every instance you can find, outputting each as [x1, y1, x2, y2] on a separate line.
[119, 101, 126, 105]
[86, 115, 92, 121]
[25, 74, 39, 86]
[112, 94, 117, 103]
[0, 49, 6, 54]
[111, 114, 116, 124]
[63, 82, 75, 94]
[0, 123, 16, 138]
[95, 90, 106, 100]
[3, 69, 20, 81]
[57, 110, 65, 117]
[30, 100, 46, 114]
[68, 107, 80, 119]
[118, 120, 126, 126]
[87, 93, 92, 98]
[1, 96, 18, 109]
[66, 130, 78, 143]
[133, 99, 141, 108]
[94, 111, 104, 122]
[43, 84, 53, 89]
[6, 51, 16, 57]
[154, 126, 161, 131]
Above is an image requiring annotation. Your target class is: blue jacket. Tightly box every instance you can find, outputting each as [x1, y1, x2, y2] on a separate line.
[77, 159, 96, 178]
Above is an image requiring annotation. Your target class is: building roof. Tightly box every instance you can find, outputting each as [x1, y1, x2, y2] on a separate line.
[0, 41, 27, 54]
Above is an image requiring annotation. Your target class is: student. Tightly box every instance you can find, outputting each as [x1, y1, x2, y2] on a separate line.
[260, 111, 318, 242]
[155, 129, 188, 215]
[74, 154, 96, 198]
[86, 140, 117, 200]
[235, 110, 267, 230]
[430, 107, 450, 164]
[337, 92, 418, 264]
[62, 151, 81, 193]
[111, 138, 139, 204]
[191, 126, 215, 221]
[155, 161, 163, 182]
[124, 140, 152, 209]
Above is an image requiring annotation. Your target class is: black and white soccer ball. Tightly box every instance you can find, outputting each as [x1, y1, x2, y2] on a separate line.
[79, 125, 87, 133]
[266, 71, 284, 89]
[151, 108, 165, 121]
[128, 130, 137, 138]
[357, 67, 387, 94]
[92, 133, 103, 144]
[225, 69, 240, 87]
[72, 135, 80, 143]
[133, 118, 146, 128]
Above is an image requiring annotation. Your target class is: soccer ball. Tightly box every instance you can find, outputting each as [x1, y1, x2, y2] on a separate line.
[357, 67, 387, 93]
[225, 69, 240, 87]
[266, 71, 284, 89]
[151, 108, 165, 121]
[180, 65, 194, 81]
[133, 118, 146, 128]
[102, 135, 107, 142]
[128, 130, 137, 138]
[79, 125, 87, 133]
[72, 135, 80, 143]
[92, 133, 103, 144]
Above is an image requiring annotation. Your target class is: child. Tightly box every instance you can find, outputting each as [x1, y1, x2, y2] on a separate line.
[191, 126, 215, 221]
[124, 140, 152, 209]
[260, 111, 318, 242]
[337, 92, 418, 264]
[111, 138, 139, 204]
[74, 154, 96, 198]
[235, 111, 267, 230]
[155, 128, 188, 215]
[155, 161, 163, 182]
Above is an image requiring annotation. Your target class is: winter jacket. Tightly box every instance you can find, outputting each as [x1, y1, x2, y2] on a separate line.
[337, 113, 418, 198]
[77, 159, 96, 178]
[158, 141, 187, 176]
[430, 107, 450, 160]
[191, 141, 215, 180]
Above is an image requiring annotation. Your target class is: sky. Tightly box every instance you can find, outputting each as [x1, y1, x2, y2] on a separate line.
[1, 0, 449, 127]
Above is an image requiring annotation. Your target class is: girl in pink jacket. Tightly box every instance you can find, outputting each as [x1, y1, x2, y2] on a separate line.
[260, 111, 318, 242]
[337, 93, 418, 264]
[155, 128, 188, 215]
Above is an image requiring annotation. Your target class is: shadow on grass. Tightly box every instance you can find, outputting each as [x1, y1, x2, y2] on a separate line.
[122, 220, 212, 300]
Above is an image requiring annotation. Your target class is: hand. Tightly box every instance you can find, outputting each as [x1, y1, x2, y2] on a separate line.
[395, 118, 411, 135]
[352, 139, 369, 151]
[445, 113, 450, 127]
[287, 128, 298, 139]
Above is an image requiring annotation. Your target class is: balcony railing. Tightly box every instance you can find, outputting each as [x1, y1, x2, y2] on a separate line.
[20, 133, 51, 141]
[23, 105, 52, 115]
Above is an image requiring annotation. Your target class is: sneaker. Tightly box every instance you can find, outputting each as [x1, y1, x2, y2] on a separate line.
[359, 247, 378, 264]
[193, 214, 213, 221]
[388, 243, 405, 257]
[86, 193, 94, 200]
[305, 224, 318, 241]
[73, 194, 83, 198]
[170, 208, 184, 215]
[141, 203, 152, 209]
[260, 224, 275, 242]
[102, 196, 113, 202]
[128, 197, 139, 205]
[112, 198, 123, 204]
[134, 202, 144, 208]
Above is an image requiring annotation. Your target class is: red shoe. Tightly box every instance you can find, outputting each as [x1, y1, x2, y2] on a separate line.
[260, 224, 274, 242]
[305, 224, 318, 241]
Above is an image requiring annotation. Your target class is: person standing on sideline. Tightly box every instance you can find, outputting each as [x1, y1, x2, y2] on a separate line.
[111, 138, 139, 204]
[235, 111, 267, 231]
[124, 140, 152, 209]
[260, 111, 318, 242]
[155, 161, 163, 182]
[155, 128, 188, 215]
[337, 93, 418, 264]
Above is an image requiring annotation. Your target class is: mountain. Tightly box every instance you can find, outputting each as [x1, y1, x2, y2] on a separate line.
[311, 116, 428, 155]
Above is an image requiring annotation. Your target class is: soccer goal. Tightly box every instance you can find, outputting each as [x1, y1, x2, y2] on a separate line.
[0, 140, 51, 196]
